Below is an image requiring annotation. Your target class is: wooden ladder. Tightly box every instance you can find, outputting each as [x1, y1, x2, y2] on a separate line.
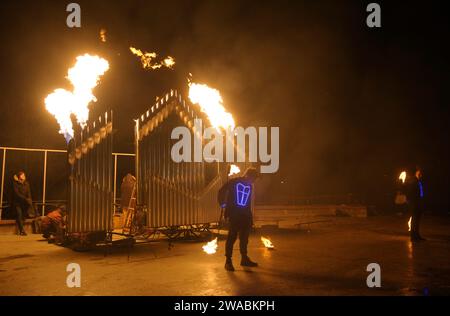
[122, 184, 136, 234]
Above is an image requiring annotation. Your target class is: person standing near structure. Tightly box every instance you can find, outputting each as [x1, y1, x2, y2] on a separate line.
[12, 171, 35, 235]
[408, 167, 426, 242]
[218, 167, 259, 272]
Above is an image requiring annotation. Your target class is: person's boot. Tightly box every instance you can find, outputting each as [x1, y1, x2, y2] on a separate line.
[225, 258, 235, 271]
[417, 234, 427, 241]
[410, 233, 420, 242]
[241, 256, 258, 267]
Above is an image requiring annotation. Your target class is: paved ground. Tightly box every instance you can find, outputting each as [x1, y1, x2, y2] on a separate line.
[0, 215, 449, 296]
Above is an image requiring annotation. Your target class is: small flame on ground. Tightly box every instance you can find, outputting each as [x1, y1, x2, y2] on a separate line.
[261, 236, 274, 249]
[202, 238, 218, 254]
[129, 47, 175, 70]
[399, 171, 407, 184]
[229, 164, 241, 176]
[45, 54, 109, 142]
[408, 216, 412, 232]
[188, 82, 235, 130]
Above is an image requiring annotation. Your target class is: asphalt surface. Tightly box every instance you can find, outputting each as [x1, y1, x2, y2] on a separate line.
[0, 215, 449, 296]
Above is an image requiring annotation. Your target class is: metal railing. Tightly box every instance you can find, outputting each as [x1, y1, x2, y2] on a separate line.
[0, 146, 135, 221]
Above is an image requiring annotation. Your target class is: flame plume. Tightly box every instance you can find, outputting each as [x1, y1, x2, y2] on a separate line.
[188, 82, 235, 130]
[45, 54, 109, 142]
[129, 46, 175, 70]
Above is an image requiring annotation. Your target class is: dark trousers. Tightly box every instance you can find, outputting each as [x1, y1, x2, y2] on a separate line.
[225, 218, 251, 259]
[15, 206, 25, 233]
[411, 201, 424, 238]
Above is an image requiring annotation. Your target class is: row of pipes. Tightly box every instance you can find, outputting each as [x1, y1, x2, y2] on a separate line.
[68, 111, 113, 233]
[135, 90, 222, 228]
[66, 90, 223, 235]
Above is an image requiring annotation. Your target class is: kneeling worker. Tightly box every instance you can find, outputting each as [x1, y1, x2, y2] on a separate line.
[218, 167, 259, 271]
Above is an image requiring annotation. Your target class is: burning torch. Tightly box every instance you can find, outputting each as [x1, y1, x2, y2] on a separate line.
[403, 170, 412, 232]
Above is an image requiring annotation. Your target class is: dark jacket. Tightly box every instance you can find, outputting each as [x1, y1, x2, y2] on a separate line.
[218, 177, 253, 223]
[12, 175, 32, 208]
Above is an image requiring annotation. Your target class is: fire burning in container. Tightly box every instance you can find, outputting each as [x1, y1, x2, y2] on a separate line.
[129, 46, 175, 70]
[45, 54, 109, 143]
[261, 236, 275, 249]
[188, 82, 235, 131]
[399, 171, 407, 184]
[202, 238, 218, 254]
[228, 164, 241, 176]
[408, 216, 412, 232]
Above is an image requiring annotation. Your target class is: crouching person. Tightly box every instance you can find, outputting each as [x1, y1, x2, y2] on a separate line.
[41, 205, 67, 244]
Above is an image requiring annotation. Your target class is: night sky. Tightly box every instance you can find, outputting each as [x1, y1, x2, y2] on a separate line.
[0, 0, 448, 210]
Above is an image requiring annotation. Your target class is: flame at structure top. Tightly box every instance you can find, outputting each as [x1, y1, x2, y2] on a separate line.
[45, 54, 109, 143]
[399, 171, 407, 184]
[188, 82, 235, 130]
[408, 216, 412, 232]
[129, 47, 175, 70]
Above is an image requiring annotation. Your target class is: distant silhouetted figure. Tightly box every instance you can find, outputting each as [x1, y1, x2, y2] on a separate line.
[408, 167, 426, 242]
[218, 167, 259, 272]
[12, 171, 35, 235]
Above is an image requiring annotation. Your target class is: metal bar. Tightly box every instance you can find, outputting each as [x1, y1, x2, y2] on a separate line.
[0, 147, 133, 157]
[0, 148, 6, 220]
[134, 119, 140, 205]
[113, 154, 117, 215]
[41, 150, 48, 216]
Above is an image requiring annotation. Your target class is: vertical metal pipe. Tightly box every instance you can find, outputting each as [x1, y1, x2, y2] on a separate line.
[0, 148, 6, 220]
[134, 119, 140, 206]
[164, 125, 170, 226]
[41, 151, 48, 216]
[68, 138, 76, 232]
[95, 123, 100, 232]
[108, 111, 113, 230]
[168, 126, 174, 226]
[113, 154, 117, 216]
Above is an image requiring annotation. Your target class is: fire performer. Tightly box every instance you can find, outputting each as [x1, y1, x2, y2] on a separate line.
[218, 167, 259, 271]
[408, 167, 426, 242]
[12, 171, 35, 235]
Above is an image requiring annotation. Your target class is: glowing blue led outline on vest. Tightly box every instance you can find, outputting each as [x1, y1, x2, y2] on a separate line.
[236, 182, 251, 207]
[418, 181, 424, 198]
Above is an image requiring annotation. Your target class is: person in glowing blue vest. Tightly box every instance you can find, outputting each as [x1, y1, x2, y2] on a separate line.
[407, 166, 427, 242]
[218, 167, 259, 272]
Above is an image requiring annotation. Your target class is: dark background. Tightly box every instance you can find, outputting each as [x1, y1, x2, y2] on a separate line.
[0, 0, 448, 212]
